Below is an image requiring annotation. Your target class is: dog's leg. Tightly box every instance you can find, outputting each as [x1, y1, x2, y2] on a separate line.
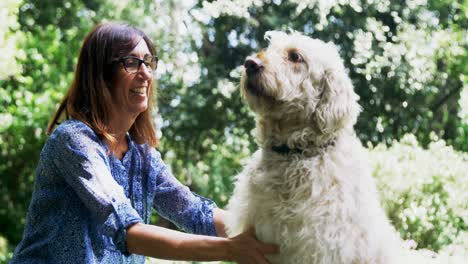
[225, 170, 255, 236]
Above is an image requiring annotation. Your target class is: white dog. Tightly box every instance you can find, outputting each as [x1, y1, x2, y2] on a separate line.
[225, 31, 444, 264]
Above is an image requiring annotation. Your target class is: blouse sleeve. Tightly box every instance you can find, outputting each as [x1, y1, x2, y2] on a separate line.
[47, 122, 143, 254]
[149, 148, 217, 236]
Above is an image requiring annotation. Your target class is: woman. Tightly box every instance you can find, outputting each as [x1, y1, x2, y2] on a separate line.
[10, 22, 278, 263]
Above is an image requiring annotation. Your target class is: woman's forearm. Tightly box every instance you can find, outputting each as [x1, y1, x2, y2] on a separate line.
[126, 223, 233, 261]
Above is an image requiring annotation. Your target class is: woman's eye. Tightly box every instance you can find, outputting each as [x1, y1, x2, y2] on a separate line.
[126, 58, 138, 67]
[288, 51, 304, 63]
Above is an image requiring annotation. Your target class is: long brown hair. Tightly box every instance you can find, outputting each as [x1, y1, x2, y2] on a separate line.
[47, 22, 159, 149]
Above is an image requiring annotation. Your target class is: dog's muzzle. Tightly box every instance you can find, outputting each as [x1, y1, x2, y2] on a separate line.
[244, 57, 264, 75]
[244, 57, 266, 96]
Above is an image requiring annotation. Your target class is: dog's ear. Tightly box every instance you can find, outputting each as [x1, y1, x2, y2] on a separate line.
[314, 69, 361, 134]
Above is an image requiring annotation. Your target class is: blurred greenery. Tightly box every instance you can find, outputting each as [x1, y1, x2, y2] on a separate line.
[0, 0, 467, 263]
[371, 134, 467, 255]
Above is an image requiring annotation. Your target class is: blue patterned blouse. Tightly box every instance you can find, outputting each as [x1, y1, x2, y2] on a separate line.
[10, 119, 217, 264]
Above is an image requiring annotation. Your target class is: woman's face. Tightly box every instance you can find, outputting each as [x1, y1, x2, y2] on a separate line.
[112, 38, 153, 118]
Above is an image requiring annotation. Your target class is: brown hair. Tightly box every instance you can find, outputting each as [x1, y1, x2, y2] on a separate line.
[47, 22, 159, 149]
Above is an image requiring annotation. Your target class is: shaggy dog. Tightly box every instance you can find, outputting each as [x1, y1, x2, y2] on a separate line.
[225, 31, 441, 264]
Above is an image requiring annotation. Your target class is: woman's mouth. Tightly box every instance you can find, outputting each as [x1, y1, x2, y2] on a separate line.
[130, 87, 146, 95]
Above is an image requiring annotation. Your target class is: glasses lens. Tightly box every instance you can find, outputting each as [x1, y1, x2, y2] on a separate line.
[121, 56, 158, 74]
[144, 56, 158, 71]
[124, 57, 140, 73]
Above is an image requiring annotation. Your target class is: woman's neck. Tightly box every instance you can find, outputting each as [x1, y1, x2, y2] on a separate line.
[108, 112, 136, 160]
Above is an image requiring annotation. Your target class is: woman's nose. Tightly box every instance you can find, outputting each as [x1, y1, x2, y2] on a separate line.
[138, 63, 152, 79]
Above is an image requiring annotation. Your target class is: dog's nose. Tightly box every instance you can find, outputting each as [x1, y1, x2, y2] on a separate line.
[244, 57, 264, 74]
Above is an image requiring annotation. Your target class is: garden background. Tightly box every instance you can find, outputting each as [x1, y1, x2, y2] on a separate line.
[0, 0, 467, 263]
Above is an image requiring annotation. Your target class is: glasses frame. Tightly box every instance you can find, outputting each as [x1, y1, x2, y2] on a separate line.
[115, 55, 159, 74]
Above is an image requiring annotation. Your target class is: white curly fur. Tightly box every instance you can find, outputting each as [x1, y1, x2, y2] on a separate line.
[225, 31, 443, 264]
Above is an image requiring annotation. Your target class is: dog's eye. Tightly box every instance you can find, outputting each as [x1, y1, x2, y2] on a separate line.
[288, 51, 304, 63]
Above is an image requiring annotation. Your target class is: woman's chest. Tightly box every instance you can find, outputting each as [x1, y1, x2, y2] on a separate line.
[109, 153, 152, 223]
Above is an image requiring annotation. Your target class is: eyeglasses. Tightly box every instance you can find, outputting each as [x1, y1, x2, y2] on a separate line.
[115, 55, 158, 74]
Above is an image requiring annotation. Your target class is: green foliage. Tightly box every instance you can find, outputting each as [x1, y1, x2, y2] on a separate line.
[0, 0, 23, 80]
[388, 175, 464, 250]
[0, 235, 12, 264]
[371, 134, 468, 252]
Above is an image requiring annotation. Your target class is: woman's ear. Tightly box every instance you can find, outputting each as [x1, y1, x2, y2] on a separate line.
[314, 69, 361, 134]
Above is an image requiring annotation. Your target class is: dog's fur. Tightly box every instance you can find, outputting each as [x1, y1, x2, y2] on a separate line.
[225, 31, 434, 264]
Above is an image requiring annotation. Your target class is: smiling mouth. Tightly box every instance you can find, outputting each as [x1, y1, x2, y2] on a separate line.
[130, 87, 147, 95]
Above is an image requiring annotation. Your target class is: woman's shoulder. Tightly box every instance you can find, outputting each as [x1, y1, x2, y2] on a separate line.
[50, 119, 97, 139]
[47, 119, 102, 148]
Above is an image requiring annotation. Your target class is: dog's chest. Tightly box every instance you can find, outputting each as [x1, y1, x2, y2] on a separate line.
[250, 153, 364, 216]
[240, 149, 390, 263]
[249, 155, 341, 207]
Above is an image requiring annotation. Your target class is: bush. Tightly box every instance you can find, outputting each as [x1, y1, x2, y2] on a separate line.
[0, 235, 12, 264]
[370, 134, 468, 254]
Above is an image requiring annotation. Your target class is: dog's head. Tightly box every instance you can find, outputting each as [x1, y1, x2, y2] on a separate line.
[241, 31, 361, 135]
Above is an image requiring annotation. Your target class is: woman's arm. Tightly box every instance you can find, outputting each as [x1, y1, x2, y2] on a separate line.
[149, 149, 218, 236]
[126, 223, 279, 263]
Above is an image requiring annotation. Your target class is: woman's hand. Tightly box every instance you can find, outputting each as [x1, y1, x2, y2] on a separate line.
[127, 223, 278, 263]
[227, 227, 280, 264]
